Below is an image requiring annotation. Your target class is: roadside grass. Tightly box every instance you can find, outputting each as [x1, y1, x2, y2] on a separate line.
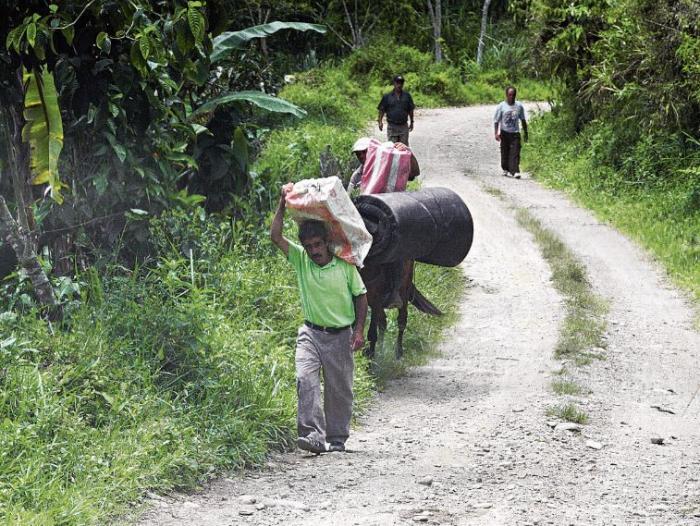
[515, 209, 608, 364]
[547, 403, 589, 425]
[551, 379, 586, 396]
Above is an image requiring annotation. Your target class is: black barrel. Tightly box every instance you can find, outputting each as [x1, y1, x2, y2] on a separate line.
[355, 187, 473, 267]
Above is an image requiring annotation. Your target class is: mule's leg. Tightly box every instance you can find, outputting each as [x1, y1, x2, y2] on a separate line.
[376, 308, 388, 355]
[395, 261, 413, 359]
[365, 310, 377, 359]
[395, 303, 408, 359]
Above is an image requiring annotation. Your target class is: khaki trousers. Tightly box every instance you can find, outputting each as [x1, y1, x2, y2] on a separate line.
[295, 325, 354, 445]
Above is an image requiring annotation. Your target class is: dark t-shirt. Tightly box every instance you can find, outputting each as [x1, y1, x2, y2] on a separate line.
[378, 91, 415, 125]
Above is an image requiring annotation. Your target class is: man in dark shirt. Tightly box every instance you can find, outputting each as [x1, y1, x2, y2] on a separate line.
[377, 75, 415, 146]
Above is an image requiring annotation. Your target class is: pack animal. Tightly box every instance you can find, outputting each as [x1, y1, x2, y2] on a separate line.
[360, 260, 442, 359]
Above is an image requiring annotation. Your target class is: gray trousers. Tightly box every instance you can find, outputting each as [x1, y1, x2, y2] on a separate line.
[387, 123, 410, 146]
[296, 325, 354, 445]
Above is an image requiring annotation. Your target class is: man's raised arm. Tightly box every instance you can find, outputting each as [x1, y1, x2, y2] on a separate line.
[270, 184, 292, 257]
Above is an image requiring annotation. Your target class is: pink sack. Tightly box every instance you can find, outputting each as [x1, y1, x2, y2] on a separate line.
[360, 138, 414, 194]
[285, 176, 373, 267]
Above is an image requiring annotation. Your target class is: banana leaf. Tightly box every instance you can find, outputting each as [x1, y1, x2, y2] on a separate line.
[191, 90, 307, 118]
[22, 66, 65, 204]
[211, 22, 326, 63]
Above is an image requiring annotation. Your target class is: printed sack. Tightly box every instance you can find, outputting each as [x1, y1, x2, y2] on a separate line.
[285, 176, 373, 267]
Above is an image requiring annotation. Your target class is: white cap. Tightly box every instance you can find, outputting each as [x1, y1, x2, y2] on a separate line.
[352, 137, 371, 152]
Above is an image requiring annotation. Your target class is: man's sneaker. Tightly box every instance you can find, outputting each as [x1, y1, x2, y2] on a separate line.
[297, 436, 327, 454]
[328, 441, 345, 453]
[514, 172, 521, 179]
[501, 170, 510, 177]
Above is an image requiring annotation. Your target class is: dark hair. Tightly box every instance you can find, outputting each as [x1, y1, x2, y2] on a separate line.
[298, 220, 328, 242]
[505, 86, 517, 96]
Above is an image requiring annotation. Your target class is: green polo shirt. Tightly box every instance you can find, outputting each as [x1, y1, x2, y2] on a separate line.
[287, 242, 366, 328]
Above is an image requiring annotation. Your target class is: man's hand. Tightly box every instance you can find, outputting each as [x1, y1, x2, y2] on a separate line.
[350, 329, 365, 352]
[523, 133, 529, 143]
[378, 120, 383, 131]
[495, 132, 501, 142]
[409, 121, 414, 132]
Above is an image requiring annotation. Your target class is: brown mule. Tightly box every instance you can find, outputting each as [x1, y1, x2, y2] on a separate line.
[360, 260, 442, 359]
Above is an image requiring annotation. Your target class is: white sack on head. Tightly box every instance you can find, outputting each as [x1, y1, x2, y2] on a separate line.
[285, 176, 372, 267]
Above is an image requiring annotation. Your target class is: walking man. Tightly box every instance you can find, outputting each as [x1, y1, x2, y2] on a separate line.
[270, 184, 368, 454]
[377, 75, 415, 146]
[494, 86, 528, 178]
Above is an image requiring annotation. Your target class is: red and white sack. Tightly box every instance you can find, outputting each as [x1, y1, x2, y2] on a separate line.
[360, 138, 414, 194]
[285, 176, 372, 267]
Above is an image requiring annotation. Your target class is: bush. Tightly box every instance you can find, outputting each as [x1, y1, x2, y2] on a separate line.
[346, 37, 433, 84]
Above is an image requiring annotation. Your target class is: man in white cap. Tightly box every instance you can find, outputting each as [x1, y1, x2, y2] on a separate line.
[347, 137, 420, 193]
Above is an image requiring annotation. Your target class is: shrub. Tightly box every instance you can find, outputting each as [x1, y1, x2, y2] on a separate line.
[346, 37, 433, 84]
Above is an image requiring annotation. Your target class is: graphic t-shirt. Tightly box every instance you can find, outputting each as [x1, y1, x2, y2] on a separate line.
[494, 101, 526, 133]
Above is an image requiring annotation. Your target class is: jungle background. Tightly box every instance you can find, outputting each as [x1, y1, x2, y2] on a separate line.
[0, 0, 698, 523]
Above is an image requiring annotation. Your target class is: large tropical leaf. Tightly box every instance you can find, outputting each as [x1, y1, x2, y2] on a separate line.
[22, 66, 65, 204]
[211, 22, 326, 63]
[191, 91, 307, 118]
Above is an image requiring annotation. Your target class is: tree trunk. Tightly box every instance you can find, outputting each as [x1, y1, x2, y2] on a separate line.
[477, 0, 493, 66]
[0, 195, 60, 317]
[427, 0, 442, 63]
[0, 71, 61, 318]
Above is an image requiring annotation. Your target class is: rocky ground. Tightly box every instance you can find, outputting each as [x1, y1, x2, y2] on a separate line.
[132, 105, 700, 526]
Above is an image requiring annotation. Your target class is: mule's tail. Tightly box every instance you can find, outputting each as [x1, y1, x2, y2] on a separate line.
[409, 285, 443, 316]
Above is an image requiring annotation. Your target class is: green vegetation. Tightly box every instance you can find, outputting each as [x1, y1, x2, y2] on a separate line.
[547, 403, 589, 425]
[551, 379, 586, 396]
[370, 264, 466, 388]
[516, 209, 608, 365]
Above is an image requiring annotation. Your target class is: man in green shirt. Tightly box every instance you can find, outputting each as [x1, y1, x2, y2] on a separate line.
[270, 184, 368, 454]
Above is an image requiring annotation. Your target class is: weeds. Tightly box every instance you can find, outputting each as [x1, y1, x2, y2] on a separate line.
[547, 403, 589, 424]
[551, 379, 586, 396]
[516, 209, 608, 363]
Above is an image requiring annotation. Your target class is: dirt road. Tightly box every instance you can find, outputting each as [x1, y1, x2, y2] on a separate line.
[136, 105, 700, 525]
